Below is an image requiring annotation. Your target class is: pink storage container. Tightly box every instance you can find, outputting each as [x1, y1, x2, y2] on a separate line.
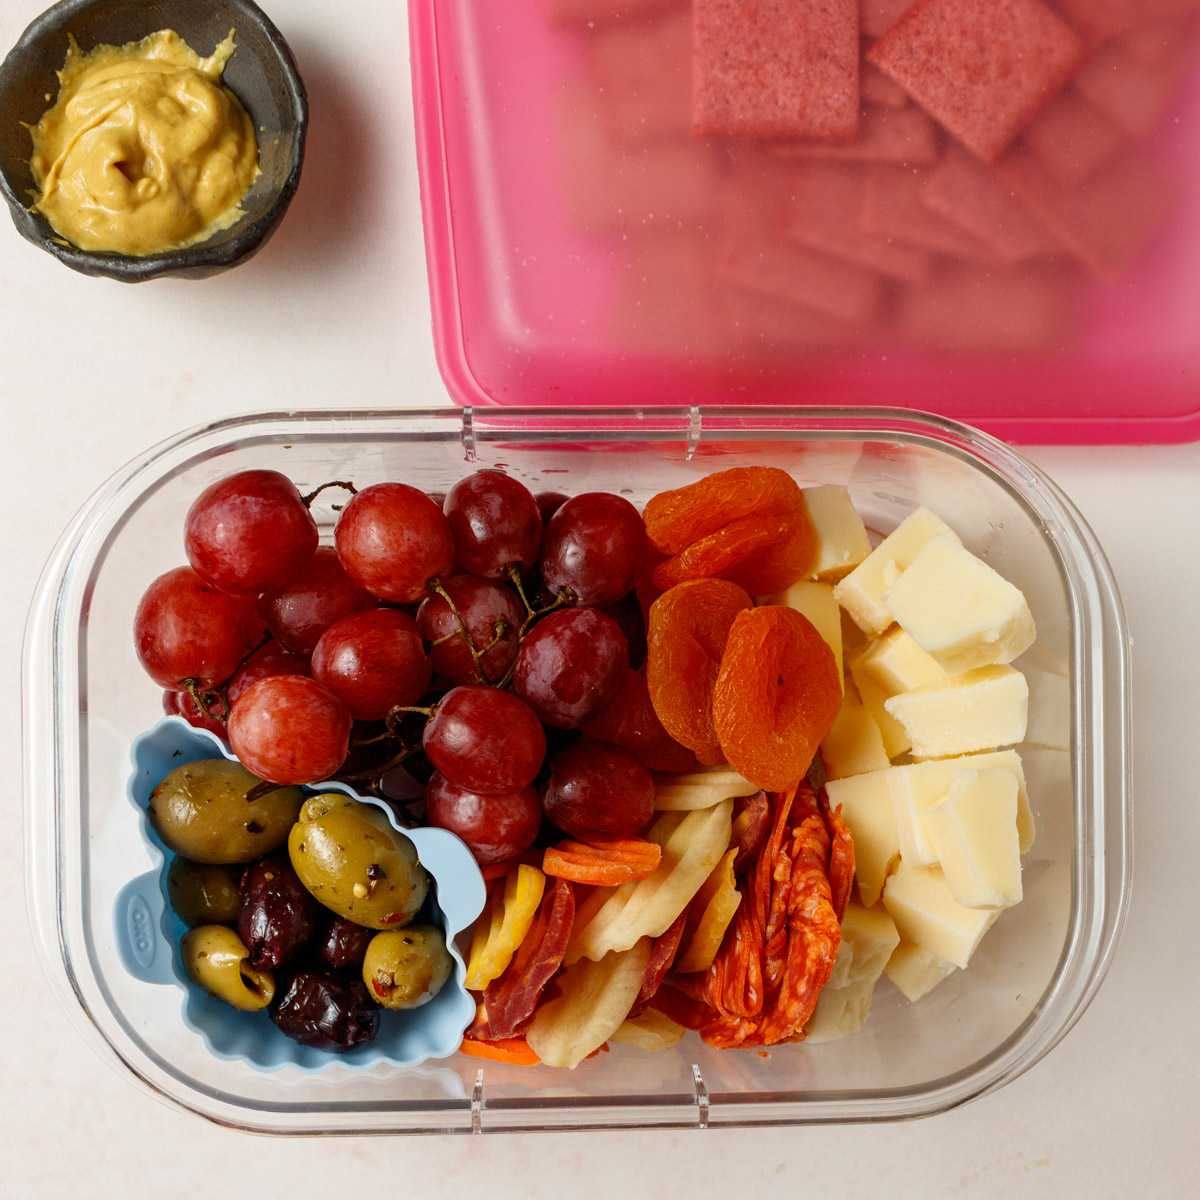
[410, 0, 1200, 444]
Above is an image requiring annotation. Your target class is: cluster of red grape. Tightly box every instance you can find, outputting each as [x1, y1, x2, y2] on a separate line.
[136, 467, 661, 865]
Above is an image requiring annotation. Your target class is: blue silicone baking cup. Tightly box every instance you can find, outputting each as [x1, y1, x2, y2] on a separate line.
[115, 716, 486, 1073]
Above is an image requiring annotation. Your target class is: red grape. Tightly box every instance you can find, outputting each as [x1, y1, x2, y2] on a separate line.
[539, 492, 648, 607]
[135, 566, 260, 689]
[310, 609, 432, 721]
[257, 546, 378, 655]
[422, 685, 546, 794]
[534, 491, 569, 524]
[416, 575, 524, 685]
[227, 645, 312, 707]
[228, 675, 352, 785]
[334, 482, 455, 603]
[444, 470, 542, 578]
[513, 606, 629, 728]
[185, 470, 318, 595]
[162, 688, 227, 739]
[424, 771, 542, 864]
[542, 741, 655, 842]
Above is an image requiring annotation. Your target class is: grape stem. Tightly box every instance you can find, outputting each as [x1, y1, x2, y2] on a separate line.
[302, 480, 358, 508]
[427, 578, 496, 685]
[182, 677, 230, 722]
[244, 779, 289, 803]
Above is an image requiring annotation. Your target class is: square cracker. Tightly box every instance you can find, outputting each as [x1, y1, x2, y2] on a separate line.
[866, 0, 1085, 162]
[692, 0, 860, 139]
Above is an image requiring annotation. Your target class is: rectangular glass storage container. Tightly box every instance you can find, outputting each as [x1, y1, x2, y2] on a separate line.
[23, 407, 1130, 1133]
[410, 0, 1200, 444]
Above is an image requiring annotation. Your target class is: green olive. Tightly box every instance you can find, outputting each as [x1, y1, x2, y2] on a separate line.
[166, 858, 241, 926]
[288, 794, 429, 930]
[181, 925, 275, 1011]
[362, 926, 452, 1010]
[148, 758, 304, 864]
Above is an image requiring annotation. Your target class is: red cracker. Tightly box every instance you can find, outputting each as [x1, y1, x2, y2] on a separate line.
[921, 143, 1062, 261]
[780, 162, 934, 283]
[860, 0, 918, 39]
[994, 143, 1175, 279]
[895, 263, 1078, 353]
[1071, 27, 1195, 137]
[1053, 0, 1200, 42]
[1023, 89, 1127, 186]
[717, 233, 886, 325]
[585, 7, 693, 145]
[861, 164, 1004, 260]
[771, 103, 940, 165]
[692, 0, 860, 140]
[557, 82, 722, 233]
[866, 0, 1086, 162]
[860, 62, 912, 108]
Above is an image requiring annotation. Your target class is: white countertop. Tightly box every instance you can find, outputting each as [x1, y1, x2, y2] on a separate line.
[2, 1, 1197, 1195]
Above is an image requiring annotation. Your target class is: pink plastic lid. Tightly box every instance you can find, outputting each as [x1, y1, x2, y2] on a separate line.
[410, 0, 1200, 444]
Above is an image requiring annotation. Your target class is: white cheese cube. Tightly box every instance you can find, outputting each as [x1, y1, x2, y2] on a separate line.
[882, 535, 1036, 675]
[820, 685, 891, 780]
[823, 770, 900, 907]
[801, 485, 873, 582]
[826, 898, 901, 990]
[1023, 667, 1070, 751]
[804, 975, 877, 1043]
[884, 938, 957, 1002]
[770, 580, 843, 687]
[881, 862, 996, 969]
[857, 626, 949, 694]
[889, 750, 1035, 859]
[848, 655, 911, 758]
[923, 769, 1022, 910]
[833, 507, 961, 637]
[884, 665, 1028, 759]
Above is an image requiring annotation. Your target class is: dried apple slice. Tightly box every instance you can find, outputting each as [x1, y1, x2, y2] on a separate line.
[525, 939, 653, 1069]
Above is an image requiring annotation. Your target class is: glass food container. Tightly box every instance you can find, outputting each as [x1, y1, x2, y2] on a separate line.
[23, 406, 1130, 1133]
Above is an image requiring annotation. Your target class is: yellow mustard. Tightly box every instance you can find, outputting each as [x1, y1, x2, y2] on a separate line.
[28, 29, 260, 256]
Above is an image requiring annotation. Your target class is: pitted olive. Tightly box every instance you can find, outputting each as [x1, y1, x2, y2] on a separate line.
[166, 858, 241, 926]
[148, 758, 304, 864]
[288, 794, 430, 930]
[362, 925, 452, 1010]
[181, 925, 275, 1011]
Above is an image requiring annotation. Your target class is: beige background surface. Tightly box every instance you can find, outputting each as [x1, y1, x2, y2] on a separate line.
[2, 1, 1197, 1195]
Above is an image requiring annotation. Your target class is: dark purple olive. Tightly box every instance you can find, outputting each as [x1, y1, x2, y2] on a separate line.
[316, 913, 375, 971]
[238, 855, 318, 970]
[270, 970, 380, 1051]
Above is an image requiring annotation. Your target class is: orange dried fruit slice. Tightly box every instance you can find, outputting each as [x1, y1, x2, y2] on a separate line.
[712, 605, 841, 791]
[652, 507, 815, 596]
[646, 578, 754, 764]
[643, 466, 804, 555]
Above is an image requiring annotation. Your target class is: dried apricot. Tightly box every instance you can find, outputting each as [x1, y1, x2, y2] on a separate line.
[643, 466, 804, 554]
[652, 507, 815, 595]
[646, 578, 754, 764]
[581, 669, 698, 773]
[712, 606, 841, 791]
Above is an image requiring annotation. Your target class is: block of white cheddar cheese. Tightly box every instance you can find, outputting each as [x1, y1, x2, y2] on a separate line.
[820, 684, 890, 780]
[801, 485, 873, 582]
[826, 898, 901, 991]
[803, 975, 877, 1043]
[923, 768, 1023, 910]
[847, 654, 911, 758]
[833, 507, 961, 637]
[884, 938, 957, 1003]
[857, 626, 949, 694]
[824, 769, 899, 907]
[771, 580, 843, 688]
[882, 862, 997, 970]
[882, 535, 1036, 675]
[884, 665, 1028, 759]
[889, 749, 1036, 860]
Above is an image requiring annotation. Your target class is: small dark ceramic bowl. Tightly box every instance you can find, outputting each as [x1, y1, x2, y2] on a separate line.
[0, 0, 307, 281]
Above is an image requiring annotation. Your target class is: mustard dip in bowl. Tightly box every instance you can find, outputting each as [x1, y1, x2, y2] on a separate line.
[0, 0, 306, 281]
